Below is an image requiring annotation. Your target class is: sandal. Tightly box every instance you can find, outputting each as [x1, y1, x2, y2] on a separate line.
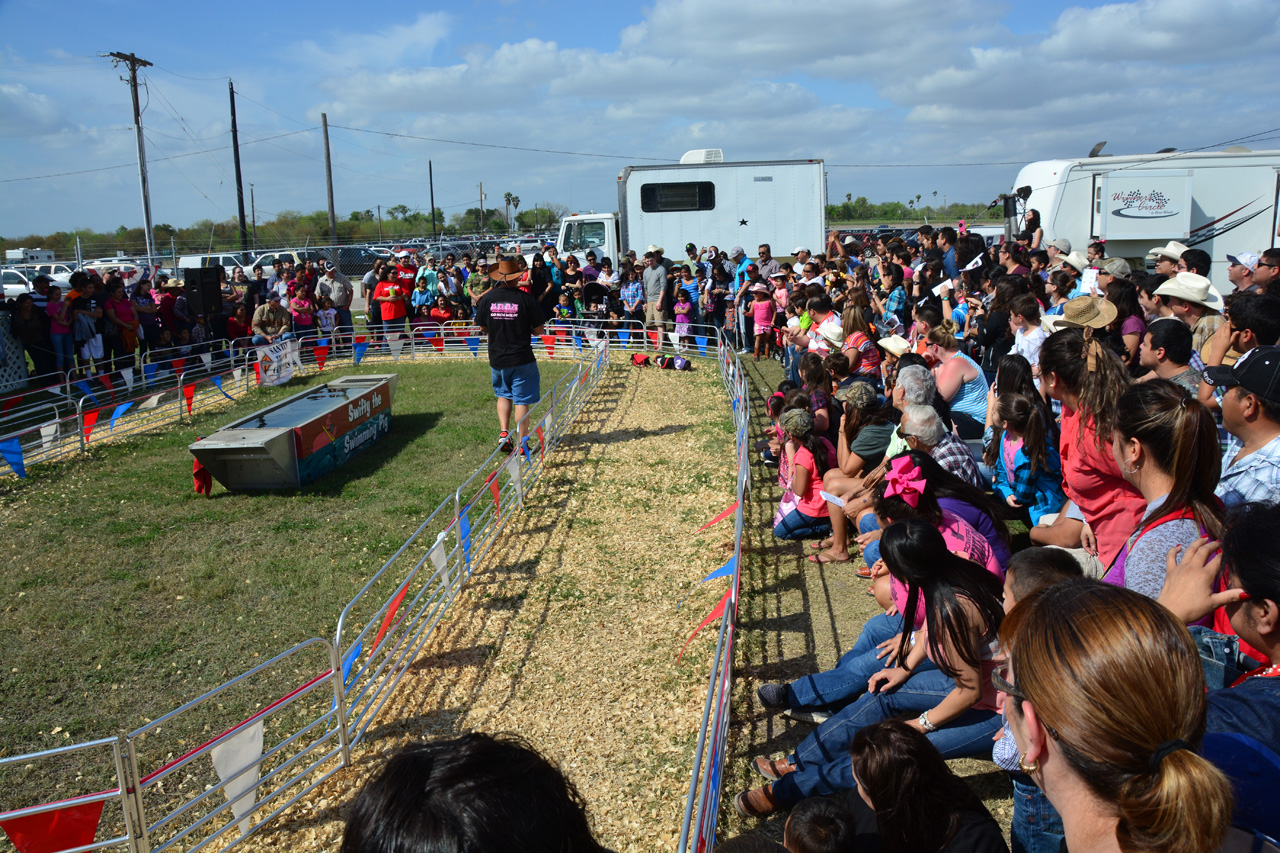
[808, 553, 849, 565]
[855, 564, 873, 578]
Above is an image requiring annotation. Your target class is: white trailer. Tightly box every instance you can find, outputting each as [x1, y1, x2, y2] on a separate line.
[1012, 147, 1280, 294]
[4, 247, 56, 263]
[546, 151, 827, 266]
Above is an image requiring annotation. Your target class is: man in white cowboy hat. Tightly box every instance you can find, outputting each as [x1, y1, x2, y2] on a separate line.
[1147, 241, 1189, 280]
[473, 258, 545, 455]
[1154, 271, 1224, 361]
[1060, 251, 1088, 297]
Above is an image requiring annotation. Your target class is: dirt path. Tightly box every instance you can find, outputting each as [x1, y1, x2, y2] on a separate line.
[245, 362, 738, 852]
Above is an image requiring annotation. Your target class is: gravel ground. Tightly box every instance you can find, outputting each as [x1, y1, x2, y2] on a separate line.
[719, 358, 1015, 847]
[242, 361, 738, 852]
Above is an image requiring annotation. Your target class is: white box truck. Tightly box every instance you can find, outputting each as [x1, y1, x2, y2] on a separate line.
[545, 150, 827, 265]
[1011, 147, 1279, 294]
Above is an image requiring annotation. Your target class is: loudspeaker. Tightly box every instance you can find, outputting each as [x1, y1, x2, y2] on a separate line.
[184, 266, 222, 315]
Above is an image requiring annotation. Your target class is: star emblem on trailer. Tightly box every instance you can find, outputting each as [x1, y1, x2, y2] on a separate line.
[739, 219, 748, 226]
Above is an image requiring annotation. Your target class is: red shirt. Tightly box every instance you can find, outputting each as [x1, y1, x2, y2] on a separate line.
[374, 281, 407, 320]
[1059, 405, 1146, 568]
[395, 264, 417, 293]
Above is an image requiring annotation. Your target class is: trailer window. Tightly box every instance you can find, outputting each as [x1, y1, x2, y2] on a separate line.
[640, 181, 715, 213]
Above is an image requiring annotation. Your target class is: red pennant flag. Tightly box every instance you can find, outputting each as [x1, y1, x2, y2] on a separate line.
[487, 472, 501, 520]
[579, 370, 588, 386]
[0, 799, 106, 853]
[355, 334, 367, 344]
[192, 456, 213, 497]
[314, 345, 329, 370]
[82, 410, 99, 442]
[540, 335, 555, 359]
[182, 384, 195, 415]
[171, 357, 186, 375]
[535, 425, 545, 462]
[555, 327, 568, 340]
[253, 362, 262, 384]
[430, 336, 444, 353]
[98, 372, 113, 393]
[678, 587, 733, 663]
[697, 500, 740, 532]
[647, 330, 660, 349]
[371, 581, 410, 654]
[1, 394, 22, 416]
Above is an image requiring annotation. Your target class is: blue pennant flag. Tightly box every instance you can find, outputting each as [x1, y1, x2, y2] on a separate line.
[618, 329, 630, 346]
[465, 336, 479, 356]
[731, 398, 737, 412]
[316, 338, 329, 348]
[353, 341, 370, 364]
[210, 375, 236, 401]
[695, 336, 708, 356]
[0, 437, 25, 479]
[109, 402, 134, 433]
[143, 363, 158, 387]
[573, 335, 583, 351]
[459, 510, 472, 570]
[341, 641, 363, 686]
[73, 380, 99, 406]
[423, 329, 436, 338]
[700, 556, 737, 584]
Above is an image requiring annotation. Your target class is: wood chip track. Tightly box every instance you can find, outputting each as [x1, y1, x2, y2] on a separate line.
[244, 362, 737, 852]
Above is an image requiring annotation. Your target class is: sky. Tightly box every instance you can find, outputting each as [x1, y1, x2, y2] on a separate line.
[2, 0, 1279, 241]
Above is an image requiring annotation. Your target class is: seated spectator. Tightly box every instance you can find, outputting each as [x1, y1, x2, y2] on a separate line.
[989, 392, 1064, 526]
[773, 408, 835, 541]
[739, 520, 1006, 816]
[1000, 580, 1233, 853]
[1154, 272, 1224, 362]
[897, 404, 986, 489]
[250, 293, 294, 345]
[1197, 291, 1280, 413]
[1137, 318, 1202, 395]
[992, 548, 1082, 853]
[926, 324, 989, 439]
[848, 720, 1008, 853]
[340, 732, 615, 853]
[1107, 380, 1224, 601]
[783, 796, 857, 853]
[1206, 345, 1280, 506]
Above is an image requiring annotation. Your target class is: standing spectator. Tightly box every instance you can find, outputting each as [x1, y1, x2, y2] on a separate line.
[10, 293, 54, 378]
[45, 284, 73, 376]
[132, 279, 161, 355]
[1155, 272, 1224, 362]
[473, 259, 545, 454]
[324, 262, 354, 350]
[1207, 346, 1280, 507]
[620, 266, 645, 330]
[289, 286, 316, 341]
[72, 277, 104, 373]
[245, 264, 270, 311]
[641, 253, 667, 333]
[102, 278, 139, 373]
[373, 266, 408, 343]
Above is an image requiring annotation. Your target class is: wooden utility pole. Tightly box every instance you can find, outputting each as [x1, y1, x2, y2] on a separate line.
[105, 52, 156, 265]
[321, 112, 337, 243]
[229, 81, 249, 254]
[429, 160, 437, 241]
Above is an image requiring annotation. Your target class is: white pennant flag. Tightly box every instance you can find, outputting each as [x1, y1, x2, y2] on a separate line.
[505, 454, 523, 505]
[667, 332, 679, 348]
[39, 421, 58, 451]
[120, 369, 135, 394]
[200, 353, 212, 370]
[210, 720, 264, 838]
[233, 368, 244, 382]
[427, 530, 447, 573]
[138, 393, 164, 411]
[388, 338, 405, 361]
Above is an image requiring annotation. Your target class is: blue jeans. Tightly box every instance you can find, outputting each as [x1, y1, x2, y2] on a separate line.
[335, 307, 353, 346]
[771, 667, 1001, 806]
[774, 508, 831, 540]
[860, 513, 882, 567]
[1011, 776, 1065, 853]
[250, 332, 295, 346]
[49, 332, 74, 373]
[1187, 625, 1252, 691]
[788, 612, 907, 709]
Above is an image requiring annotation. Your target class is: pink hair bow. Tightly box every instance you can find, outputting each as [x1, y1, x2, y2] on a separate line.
[884, 456, 926, 508]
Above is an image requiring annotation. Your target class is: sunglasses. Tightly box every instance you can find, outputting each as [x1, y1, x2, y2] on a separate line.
[991, 666, 1060, 740]
[895, 426, 916, 441]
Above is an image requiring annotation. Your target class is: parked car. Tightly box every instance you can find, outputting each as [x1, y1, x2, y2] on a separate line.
[2, 268, 32, 299]
[248, 249, 327, 278]
[177, 252, 252, 271]
[331, 246, 382, 277]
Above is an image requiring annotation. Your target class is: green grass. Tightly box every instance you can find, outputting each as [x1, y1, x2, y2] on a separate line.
[0, 358, 571, 762]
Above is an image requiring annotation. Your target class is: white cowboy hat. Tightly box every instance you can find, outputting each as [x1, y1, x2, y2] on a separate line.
[1146, 240, 1190, 262]
[1154, 271, 1224, 312]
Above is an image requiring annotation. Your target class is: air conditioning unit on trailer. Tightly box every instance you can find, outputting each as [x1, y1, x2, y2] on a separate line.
[679, 149, 724, 165]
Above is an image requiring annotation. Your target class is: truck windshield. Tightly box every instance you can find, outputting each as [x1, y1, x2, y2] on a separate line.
[563, 220, 607, 252]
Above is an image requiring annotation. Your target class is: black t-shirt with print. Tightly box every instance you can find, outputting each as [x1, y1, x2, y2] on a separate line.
[474, 285, 543, 368]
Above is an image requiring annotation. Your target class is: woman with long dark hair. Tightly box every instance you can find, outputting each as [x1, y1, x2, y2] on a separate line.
[1107, 380, 1224, 600]
[1106, 279, 1146, 369]
[1041, 323, 1146, 575]
[849, 720, 1007, 853]
[738, 519, 1006, 816]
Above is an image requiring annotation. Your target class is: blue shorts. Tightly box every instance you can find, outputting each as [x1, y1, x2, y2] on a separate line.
[491, 361, 541, 406]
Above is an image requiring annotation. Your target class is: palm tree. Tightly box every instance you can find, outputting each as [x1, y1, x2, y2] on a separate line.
[503, 192, 514, 233]
[510, 195, 520, 232]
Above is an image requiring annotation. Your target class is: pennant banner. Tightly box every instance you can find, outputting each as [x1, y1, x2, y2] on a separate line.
[618, 329, 630, 346]
[211, 376, 236, 401]
[109, 402, 134, 434]
[372, 581, 411, 654]
[171, 357, 186, 376]
[253, 362, 262, 384]
[488, 474, 501, 521]
[555, 327, 568, 340]
[388, 338, 405, 360]
[429, 336, 444, 353]
[648, 330, 660, 349]
[458, 510, 472, 570]
[427, 530, 448, 574]
[72, 380, 98, 407]
[465, 336, 479, 356]
[138, 393, 164, 411]
[341, 641, 363, 687]
[540, 334, 555, 359]
[183, 384, 196, 415]
[0, 437, 25, 478]
[98, 372, 113, 394]
[535, 425, 545, 463]
[697, 500, 740, 532]
[143, 363, 158, 387]
[39, 421, 58, 451]
[209, 721, 265, 839]
[82, 410, 100, 443]
[505, 453, 523, 505]
[1, 394, 22, 416]
[678, 587, 733, 663]
[668, 332, 679, 348]
[233, 367, 244, 382]
[573, 335, 583, 352]
[120, 369, 135, 394]
[0, 799, 105, 853]
[353, 341, 369, 364]
[199, 353, 212, 370]
[700, 556, 738, 584]
[695, 336, 708, 356]
[313, 345, 329, 371]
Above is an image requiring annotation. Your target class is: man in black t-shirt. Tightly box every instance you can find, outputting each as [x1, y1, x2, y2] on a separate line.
[473, 258, 545, 454]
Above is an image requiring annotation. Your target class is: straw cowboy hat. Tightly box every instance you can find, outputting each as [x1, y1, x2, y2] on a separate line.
[1154, 271, 1224, 312]
[1147, 241, 1190, 262]
[1058, 295, 1117, 329]
[488, 259, 524, 284]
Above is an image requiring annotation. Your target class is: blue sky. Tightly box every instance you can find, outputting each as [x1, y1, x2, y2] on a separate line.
[2, 0, 1279, 239]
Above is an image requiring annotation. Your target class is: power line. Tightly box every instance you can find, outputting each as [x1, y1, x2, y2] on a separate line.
[329, 124, 677, 162]
[0, 126, 134, 139]
[149, 64, 229, 83]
